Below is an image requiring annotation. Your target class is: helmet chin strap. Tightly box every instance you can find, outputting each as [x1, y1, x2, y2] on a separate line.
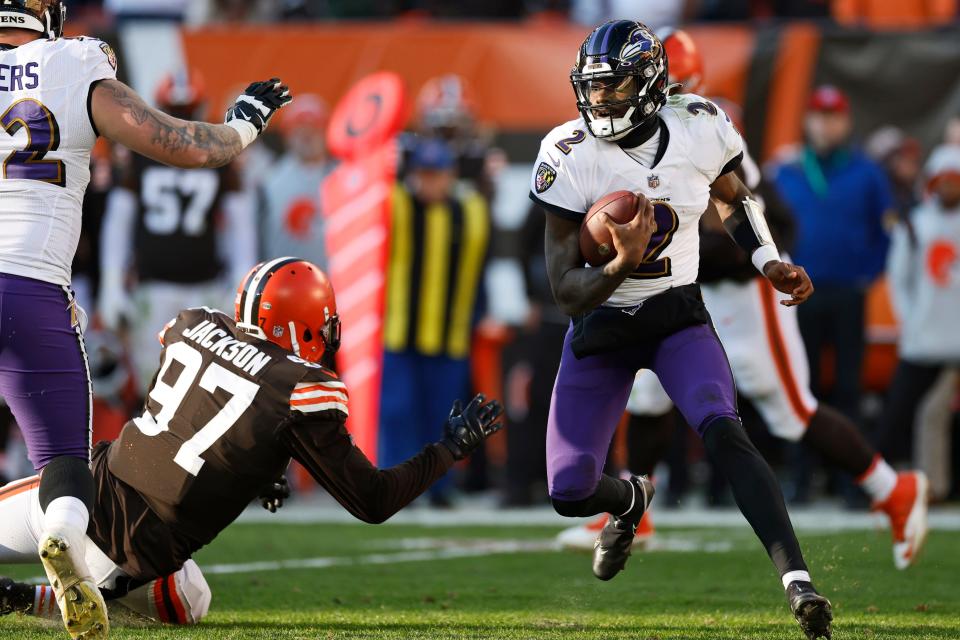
[586, 105, 636, 140]
[288, 321, 301, 356]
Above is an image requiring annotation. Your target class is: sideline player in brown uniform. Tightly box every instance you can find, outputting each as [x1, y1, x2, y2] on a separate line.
[0, 258, 504, 625]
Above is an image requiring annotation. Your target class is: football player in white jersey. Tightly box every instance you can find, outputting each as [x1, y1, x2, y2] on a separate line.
[558, 28, 929, 573]
[529, 21, 829, 639]
[0, 2, 291, 638]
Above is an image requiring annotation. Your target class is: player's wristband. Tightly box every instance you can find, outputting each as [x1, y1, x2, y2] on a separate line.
[752, 244, 781, 274]
[226, 119, 258, 149]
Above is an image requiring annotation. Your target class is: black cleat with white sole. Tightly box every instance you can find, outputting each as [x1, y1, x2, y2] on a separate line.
[787, 580, 833, 640]
[592, 475, 654, 581]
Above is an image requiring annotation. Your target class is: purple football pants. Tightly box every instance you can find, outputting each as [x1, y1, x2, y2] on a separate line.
[547, 322, 738, 501]
[0, 274, 91, 470]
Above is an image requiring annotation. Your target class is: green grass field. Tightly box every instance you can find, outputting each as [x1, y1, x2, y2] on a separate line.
[1, 522, 957, 639]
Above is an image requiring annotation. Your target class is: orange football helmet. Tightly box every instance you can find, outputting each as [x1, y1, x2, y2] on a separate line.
[235, 258, 341, 364]
[155, 68, 208, 120]
[416, 74, 475, 133]
[660, 28, 705, 95]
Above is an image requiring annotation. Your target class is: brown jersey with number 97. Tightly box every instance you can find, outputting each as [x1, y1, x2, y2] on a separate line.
[90, 306, 454, 581]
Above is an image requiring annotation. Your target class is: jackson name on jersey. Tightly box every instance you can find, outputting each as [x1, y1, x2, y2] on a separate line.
[0, 37, 118, 286]
[529, 93, 743, 307]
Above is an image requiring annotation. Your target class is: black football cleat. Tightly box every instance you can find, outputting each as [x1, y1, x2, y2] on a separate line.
[592, 475, 654, 581]
[787, 580, 833, 640]
[0, 576, 34, 616]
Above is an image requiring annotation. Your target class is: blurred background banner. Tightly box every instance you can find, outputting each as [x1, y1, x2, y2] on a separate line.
[175, 23, 960, 160]
[321, 73, 407, 461]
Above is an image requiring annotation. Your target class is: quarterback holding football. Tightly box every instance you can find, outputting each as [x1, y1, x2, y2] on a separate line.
[529, 20, 829, 640]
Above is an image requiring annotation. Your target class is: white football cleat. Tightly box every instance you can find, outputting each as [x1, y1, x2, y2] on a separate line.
[38, 533, 109, 639]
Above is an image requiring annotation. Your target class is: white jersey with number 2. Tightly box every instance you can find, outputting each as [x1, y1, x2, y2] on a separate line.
[529, 93, 743, 307]
[0, 37, 118, 286]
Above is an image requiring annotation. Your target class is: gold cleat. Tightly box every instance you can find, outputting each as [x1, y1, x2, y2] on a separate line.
[38, 535, 109, 639]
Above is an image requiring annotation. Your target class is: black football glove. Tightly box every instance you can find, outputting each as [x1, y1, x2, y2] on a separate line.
[440, 394, 504, 461]
[259, 476, 290, 513]
[224, 78, 292, 137]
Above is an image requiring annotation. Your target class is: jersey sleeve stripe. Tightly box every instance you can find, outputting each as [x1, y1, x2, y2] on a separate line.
[291, 389, 348, 402]
[293, 381, 348, 393]
[291, 400, 349, 415]
[291, 394, 347, 406]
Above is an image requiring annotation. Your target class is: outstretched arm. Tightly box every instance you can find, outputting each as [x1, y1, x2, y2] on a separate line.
[543, 194, 655, 317]
[92, 80, 241, 168]
[279, 395, 503, 524]
[92, 78, 291, 169]
[710, 171, 814, 306]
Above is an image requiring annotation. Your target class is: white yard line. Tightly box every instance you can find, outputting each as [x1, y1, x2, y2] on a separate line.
[237, 502, 960, 532]
[201, 540, 557, 576]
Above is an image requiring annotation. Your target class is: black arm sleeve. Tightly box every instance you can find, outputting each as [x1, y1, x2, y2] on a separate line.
[278, 415, 455, 524]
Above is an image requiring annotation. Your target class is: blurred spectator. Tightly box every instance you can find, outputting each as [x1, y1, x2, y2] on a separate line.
[259, 95, 333, 267]
[570, 0, 699, 30]
[866, 126, 923, 224]
[773, 85, 893, 423]
[880, 145, 960, 465]
[98, 69, 256, 395]
[408, 75, 502, 201]
[378, 139, 490, 506]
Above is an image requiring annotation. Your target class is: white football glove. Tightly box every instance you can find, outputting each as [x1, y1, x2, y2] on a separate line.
[224, 78, 293, 148]
[97, 284, 133, 333]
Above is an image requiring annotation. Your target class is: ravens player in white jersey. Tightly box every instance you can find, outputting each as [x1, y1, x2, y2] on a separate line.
[0, 3, 291, 637]
[0, 258, 503, 627]
[529, 21, 829, 639]
[559, 28, 929, 574]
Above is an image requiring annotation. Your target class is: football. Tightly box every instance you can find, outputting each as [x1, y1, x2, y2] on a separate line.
[579, 190, 640, 266]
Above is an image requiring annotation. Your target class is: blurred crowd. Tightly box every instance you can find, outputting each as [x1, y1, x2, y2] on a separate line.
[64, 0, 960, 28]
[2, 13, 960, 515]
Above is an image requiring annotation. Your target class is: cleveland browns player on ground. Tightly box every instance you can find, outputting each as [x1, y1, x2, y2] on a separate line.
[0, 258, 504, 626]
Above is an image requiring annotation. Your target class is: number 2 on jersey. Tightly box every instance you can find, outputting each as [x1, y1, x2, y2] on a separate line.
[628, 201, 679, 279]
[0, 99, 66, 187]
[133, 342, 260, 476]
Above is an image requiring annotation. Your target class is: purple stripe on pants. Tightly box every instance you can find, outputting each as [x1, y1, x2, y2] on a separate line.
[547, 322, 738, 501]
[0, 274, 91, 470]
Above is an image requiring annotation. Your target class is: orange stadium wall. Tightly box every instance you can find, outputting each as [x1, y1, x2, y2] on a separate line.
[180, 22, 960, 160]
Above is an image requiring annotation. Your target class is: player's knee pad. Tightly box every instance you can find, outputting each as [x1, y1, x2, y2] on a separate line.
[681, 388, 738, 439]
[38, 456, 94, 512]
[174, 560, 211, 624]
[548, 452, 599, 502]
